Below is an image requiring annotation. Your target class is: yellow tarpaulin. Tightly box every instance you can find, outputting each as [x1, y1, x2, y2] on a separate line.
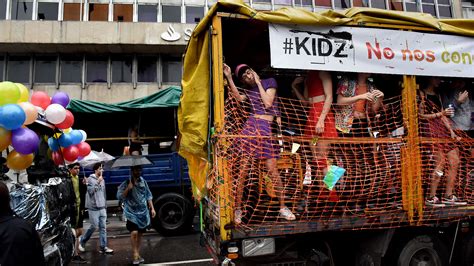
[178, 0, 474, 199]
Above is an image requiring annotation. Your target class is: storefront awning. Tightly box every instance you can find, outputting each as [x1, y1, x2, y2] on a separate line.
[68, 86, 181, 113]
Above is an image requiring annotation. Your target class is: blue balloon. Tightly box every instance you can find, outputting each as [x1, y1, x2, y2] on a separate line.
[70, 130, 83, 145]
[11, 127, 39, 155]
[58, 133, 73, 148]
[48, 137, 60, 152]
[0, 104, 26, 130]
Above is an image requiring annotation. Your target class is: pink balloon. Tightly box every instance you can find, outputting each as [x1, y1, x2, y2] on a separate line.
[76, 142, 91, 157]
[18, 102, 38, 125]
[31, 91, 51, 110]
[56, 110, 74, 129]
[63, 145, 79, 161]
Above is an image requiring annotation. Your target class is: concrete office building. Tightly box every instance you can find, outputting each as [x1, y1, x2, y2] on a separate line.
[0, 0, 472, 103]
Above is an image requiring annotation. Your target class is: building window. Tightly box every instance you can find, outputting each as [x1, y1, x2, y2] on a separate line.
[405, 0, 418, 12]
[314, 0, 331, 7]
[60, 55, 82, 83]
[274, 0, 292, 5]
[0, 56, 4, 81]
[462, 1, 474, 18]
[63, 3, 82, 21]
[35, 55, 57, 83]
[421, 0, 436, 16]
[11, 0, 33, 20]
[113, 4, 132, 22]
[162, 56, 182, 83]
[38, 2, 58, 20]
[87, 56, 107, 83]
[7, 56, 30, 83]
[137, 56, 156, 82]
[0, 0, 6, 20]
[371, 0, 386, 9]
[138, 4, 157, 22]
[353, 0, 367, 7]
[162, 5, 181, 23]
[89, 3, 108, 21]
[111, 55, 132, 83]
[334, 0, 350, 8]
[437, 0, 452, 17]
[294, 0, 312, 6]
[185, 6, 203, 23]
[389, 0, 404, 11]
[253, 0, 271, 3]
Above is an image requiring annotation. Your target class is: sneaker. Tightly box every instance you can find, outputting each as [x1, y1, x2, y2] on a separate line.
[132, 257, 145, 265]
[234, 209, 242, 225]
[99, 247, 114, 254]
[71, 255, 87, 264]
[78, 237, 85, 252]
[442, 195, 467, 205]
[425, 196, 445, 207]
[279, 207, 296, 221]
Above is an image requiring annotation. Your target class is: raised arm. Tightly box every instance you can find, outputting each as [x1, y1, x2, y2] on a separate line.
[252, 70, 276, 109]
[224, 63, 247, 102]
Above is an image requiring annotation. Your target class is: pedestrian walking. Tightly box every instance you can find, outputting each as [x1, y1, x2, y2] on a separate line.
[79, 163, 114, 254]
[0, 181, 46, 266]
[68, 162, 88, 263]
[117, 165, 156, 265]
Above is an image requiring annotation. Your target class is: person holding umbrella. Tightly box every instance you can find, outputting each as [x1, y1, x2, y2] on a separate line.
[117, 165, 156, 265]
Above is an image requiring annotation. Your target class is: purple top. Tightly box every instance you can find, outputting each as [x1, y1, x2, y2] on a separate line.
[246, 78, 280, 116]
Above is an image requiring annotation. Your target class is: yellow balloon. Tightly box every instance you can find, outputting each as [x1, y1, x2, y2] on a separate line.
[0, 81, 20, 106]
[0, 127, 11, 151]
[16, 83, 30, 103]
[6, 150, 34, 171]
[63, 128, 72, 133]
[18, 102, 38, 125]
[54, 133, 62, 139]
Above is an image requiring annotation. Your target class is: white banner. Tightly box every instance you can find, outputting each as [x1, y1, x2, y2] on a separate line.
[269, 23, 474, 78]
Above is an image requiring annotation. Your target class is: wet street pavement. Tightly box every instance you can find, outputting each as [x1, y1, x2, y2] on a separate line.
[71, 215, 214, 266]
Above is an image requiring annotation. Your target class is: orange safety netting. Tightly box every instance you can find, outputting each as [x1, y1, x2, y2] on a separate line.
[205, 79, 474, 237]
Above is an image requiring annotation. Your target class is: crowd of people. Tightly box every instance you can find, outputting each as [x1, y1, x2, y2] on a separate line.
[223, 63, 473, 223]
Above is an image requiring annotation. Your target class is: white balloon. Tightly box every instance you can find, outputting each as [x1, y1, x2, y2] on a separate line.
[45, 103, 67, 124]
[79, 129, 87, 142]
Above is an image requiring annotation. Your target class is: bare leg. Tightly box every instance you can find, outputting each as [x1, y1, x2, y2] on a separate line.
[137, 232, 143, 258]
[265, 158, 286, 209]
[131, 231, 139, 260]
[429, 149, 446, 198]
[235, 157, 250, 210]
[445, 148, 460, 196]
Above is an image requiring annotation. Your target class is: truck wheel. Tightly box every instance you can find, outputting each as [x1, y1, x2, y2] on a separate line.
[462, 232, 474, 266]
[397, 235, 447, 266]
[151, 192, 194, 236]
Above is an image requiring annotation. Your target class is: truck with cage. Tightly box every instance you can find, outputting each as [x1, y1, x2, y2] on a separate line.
[178, 2, 474, 265]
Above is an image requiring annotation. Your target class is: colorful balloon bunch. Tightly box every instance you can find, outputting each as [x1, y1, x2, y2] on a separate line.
[0, 81, 91, 170]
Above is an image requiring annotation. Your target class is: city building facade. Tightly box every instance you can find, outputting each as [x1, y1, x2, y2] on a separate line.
[0, 0, 471, 103]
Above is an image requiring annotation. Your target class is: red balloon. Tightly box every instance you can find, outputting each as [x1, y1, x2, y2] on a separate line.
[31, 91, 51, 110]
[56, 110, 74, 129]
[52, 151, 64, 166]
[63, 145, 79, 161]
[76, 142, 91, 157]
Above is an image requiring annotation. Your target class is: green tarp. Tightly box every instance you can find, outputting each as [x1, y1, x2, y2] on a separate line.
[68, 86, 181, 113]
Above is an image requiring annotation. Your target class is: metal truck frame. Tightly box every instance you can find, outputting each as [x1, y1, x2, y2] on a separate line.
[179, 2, 474, 265]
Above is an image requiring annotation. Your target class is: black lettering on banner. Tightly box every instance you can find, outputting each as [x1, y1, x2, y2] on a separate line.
[295, 37, 311, 55]
[318, 38, 332, 56]
[334, 40, 348, 58]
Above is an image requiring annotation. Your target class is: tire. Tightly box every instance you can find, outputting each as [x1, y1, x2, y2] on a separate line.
[356, 251, 381, 266]
[151, 192, 195, 236]
[462, 232, 474, 266]
[397, 235, 447, 266]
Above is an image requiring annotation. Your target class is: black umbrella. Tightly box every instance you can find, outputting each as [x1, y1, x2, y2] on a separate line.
[110, 155, 153, 168]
